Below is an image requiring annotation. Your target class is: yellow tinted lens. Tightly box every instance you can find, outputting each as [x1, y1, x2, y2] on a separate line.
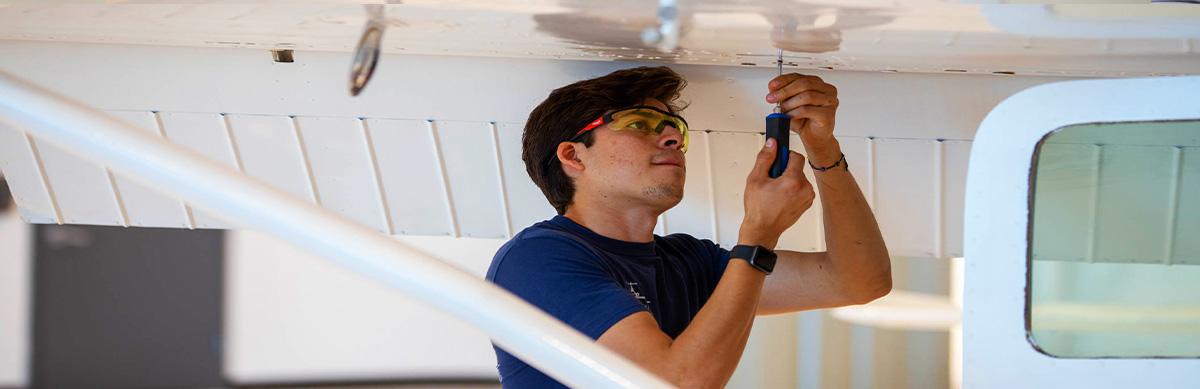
[665, 116, 688, 153]
[611, 110, 658, 133]
[610, 109, 689, 153]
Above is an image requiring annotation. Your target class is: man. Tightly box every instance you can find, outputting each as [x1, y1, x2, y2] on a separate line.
[485, 66, 891, 388]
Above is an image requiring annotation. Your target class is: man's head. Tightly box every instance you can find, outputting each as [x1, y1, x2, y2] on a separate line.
[522, 66, 689, 215]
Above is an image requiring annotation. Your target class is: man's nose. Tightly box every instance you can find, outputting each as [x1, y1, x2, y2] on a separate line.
[658, 125, 684, 151]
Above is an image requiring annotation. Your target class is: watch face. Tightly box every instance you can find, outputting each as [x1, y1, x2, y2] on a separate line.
[758, 250, 777, 273]
[732, 245, 775, 274]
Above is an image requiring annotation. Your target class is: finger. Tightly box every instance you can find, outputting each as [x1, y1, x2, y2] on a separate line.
[767, 75, 836, 102]
[767, 73, 803, 90]
[786, 106, 836, 133]
[783, 151, 808, 180]
[768, 73, 826, 92]
[749, 138, 777, 180]
[780, 91, 838, 112]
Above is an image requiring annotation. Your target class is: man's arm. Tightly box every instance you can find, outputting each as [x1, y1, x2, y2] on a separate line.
[756, 73, 892, 316]
[597, 260, 763, 389]
[597, 139, 815, 388]
[758, 158, 892, 314]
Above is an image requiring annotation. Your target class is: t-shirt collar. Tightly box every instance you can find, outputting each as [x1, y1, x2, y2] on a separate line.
[550, 215, 657, 257]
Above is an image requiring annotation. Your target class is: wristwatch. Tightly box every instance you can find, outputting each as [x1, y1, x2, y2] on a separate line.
[730, 245, 777, 275]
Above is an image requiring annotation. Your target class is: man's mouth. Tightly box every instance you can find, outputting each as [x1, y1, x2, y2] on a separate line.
[651, 158, 685, 169]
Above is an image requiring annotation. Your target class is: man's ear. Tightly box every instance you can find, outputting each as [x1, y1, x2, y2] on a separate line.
[556, 142, 586, 177]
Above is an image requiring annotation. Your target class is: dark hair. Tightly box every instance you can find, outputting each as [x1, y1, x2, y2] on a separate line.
[0, 175, 10, 213]
[522, 66, 688, 215]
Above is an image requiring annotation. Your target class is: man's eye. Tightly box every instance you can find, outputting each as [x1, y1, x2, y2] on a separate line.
[625, 120, 649, 130]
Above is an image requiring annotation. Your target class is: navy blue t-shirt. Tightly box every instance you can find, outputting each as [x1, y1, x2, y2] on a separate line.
[485, 215, 732, 388]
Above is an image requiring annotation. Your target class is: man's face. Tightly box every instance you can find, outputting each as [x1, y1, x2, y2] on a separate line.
[573, 99, 687, 211]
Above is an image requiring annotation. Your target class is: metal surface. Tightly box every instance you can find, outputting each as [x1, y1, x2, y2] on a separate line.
[774, 49, 782, 113]
[0, 2, 1198, 77]
[349, 4, 385, 96]
[964, 75, 1200, 388]
[1, 112, 982, 256]
[0, 70, 675, 389]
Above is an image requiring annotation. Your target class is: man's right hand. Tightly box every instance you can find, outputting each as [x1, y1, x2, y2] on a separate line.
[739, 138, 815, 249]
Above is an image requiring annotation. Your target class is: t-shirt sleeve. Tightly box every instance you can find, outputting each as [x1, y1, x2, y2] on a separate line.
[698, 237, 732, 282]
[488, 236, 648, 340]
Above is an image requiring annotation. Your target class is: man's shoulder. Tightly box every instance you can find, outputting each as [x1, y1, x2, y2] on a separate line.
[503, 221, 594, 253]
[486, 221, 601, 281]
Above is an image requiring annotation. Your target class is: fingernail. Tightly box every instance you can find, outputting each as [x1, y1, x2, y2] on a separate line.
[766, 138, 775, 148]
[765, 93, 776, 103]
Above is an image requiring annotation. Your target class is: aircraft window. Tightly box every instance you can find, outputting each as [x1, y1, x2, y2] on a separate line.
[1029, 120, 1200, 358]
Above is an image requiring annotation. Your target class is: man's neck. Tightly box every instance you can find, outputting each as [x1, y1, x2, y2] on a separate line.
[562, 200, 660, 243]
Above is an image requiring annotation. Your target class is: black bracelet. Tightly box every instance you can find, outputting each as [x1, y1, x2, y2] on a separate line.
[809, 153, 847, 172]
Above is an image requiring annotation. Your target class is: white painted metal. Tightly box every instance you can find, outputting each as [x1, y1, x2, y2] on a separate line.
[663, 130, 715, 239]
[105, 110, 190, 228]
[0, 78, 1065, 265]
[875, 138, 938, 258]
[779, 131, 824, 252]
[362, 118, 396, 235]
[226, 114, 320, 204]
[942, 141, 970, 258]
[495, 122, 557, 234]
[427, 120, 462, 238]
[159, 112, 239, 229]
[982, 4, 1200, 39]
[366, 118, 456, 236]
[1, 3, 1198, 77]
[435, 120, 508, 239]
[9, 107, 1010, 264]
[0, 71, 675, 389]
[294, 116, 390, 233]
[0, 123, 57, 223]
[32, 135, 122, 226]
[707, 131, 762, 247]
[488, 122, 515, 238]
[964, 76, 1200, 388]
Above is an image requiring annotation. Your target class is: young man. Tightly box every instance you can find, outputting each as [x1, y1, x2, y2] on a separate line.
[485, 66, 891, 388]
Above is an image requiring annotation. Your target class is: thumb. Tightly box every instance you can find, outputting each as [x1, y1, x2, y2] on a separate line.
[751, 138, 777, 178]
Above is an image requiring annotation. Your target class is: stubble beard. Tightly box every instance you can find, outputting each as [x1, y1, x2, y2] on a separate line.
[642, 181, 684, 208]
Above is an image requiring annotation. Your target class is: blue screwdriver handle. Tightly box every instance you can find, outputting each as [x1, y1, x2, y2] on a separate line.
[766, 113, 790, 178]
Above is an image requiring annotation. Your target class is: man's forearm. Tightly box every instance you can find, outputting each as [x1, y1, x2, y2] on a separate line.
[658, 229, 773, 388]
[662, 261, 761, 388]
[808, 139, 892, 301]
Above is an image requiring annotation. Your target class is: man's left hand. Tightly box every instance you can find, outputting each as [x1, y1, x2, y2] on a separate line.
[766, 74, 840, 165]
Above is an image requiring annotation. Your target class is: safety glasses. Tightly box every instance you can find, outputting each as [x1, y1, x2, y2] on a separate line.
[569, 105, 690, 153]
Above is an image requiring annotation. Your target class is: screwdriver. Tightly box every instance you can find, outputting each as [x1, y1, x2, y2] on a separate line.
[766, 49, 790, 178]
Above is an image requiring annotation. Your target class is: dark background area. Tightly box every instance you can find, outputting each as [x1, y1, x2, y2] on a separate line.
[31, 225, 224, 388]
[1, 175, 12, 213]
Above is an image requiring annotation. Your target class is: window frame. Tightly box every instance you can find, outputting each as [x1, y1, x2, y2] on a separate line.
[964, 76, 1200, 388]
